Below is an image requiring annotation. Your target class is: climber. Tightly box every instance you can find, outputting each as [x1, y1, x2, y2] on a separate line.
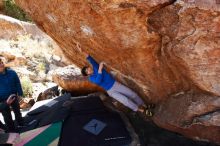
[77, 44, 154, 117]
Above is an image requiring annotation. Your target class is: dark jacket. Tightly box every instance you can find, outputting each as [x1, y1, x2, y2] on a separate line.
[0, 68, 23, 100]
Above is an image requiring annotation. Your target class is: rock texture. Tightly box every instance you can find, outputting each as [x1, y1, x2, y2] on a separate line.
[14, 0, 176, 102]
[0, 14, 42, 39]
[153, 91, 220, 143]
[15, 0, 220, 144]
[148, 2, 220, 143]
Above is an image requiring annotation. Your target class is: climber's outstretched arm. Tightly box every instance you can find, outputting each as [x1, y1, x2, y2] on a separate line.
[76, 43, 89, 58]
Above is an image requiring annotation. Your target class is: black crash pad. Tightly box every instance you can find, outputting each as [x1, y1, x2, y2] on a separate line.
[59, 96, 131, 146]
[21, 94, 71, 132]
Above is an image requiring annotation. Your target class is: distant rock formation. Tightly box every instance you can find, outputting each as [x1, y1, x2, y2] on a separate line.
[0, 14, 72, 103]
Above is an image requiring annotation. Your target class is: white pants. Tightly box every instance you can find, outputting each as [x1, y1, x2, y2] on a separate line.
[107, 81, 145, 111]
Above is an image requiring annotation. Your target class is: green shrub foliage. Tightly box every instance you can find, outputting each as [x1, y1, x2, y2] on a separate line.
[3, 0, 31, 22]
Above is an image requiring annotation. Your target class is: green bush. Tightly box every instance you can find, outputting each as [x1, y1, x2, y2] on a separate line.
[21, 76, 33, 97]
[37, 62, 46, 73]
[3, 0, 31, 22]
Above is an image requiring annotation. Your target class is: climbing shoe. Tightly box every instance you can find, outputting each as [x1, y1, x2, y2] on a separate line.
[145, 109, 154, 117]
[145, 104, 155, 109]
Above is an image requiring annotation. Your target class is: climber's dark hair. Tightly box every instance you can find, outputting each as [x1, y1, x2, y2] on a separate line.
[81, 66, 89, 76]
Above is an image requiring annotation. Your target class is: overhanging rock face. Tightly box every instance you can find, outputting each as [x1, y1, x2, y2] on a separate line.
[15, 0, 220, 144]
[14, 0, 176, 102]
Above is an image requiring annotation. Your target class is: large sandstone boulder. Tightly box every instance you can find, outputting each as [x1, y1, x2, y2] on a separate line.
[13, 0, 176, 102]
[148, 2, 220, 143]
[15, 0, 220, 144]
[0, 14, 42, 39]
[153, 91, 220, 143]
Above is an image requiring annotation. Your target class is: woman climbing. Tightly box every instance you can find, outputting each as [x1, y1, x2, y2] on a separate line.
[77, 44, 154, 117]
